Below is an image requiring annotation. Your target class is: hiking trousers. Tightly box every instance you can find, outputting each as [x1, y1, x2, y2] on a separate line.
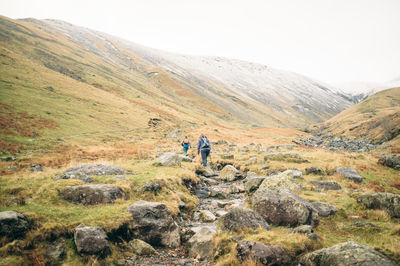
[183, 146, 189, 155]
[200, 149, 210, 166]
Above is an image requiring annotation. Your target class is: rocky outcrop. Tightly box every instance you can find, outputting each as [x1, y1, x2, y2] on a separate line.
[310, 181, 341, 191]
[236, 240, 292, 265]
[357, 193, 400, 218]
[129, 239, 157, 255]
[335, 167, 363, 183]
[220, 165, 242, 182]
[127, 201, 180, 248]
[56, 163, 133, 182]
[187, 227, 215, 259]
[0, 211, 29, 240]
[154, 152, 181, 166]
[378, 154, 400, 170]
[306, 166, 325, 175]
[258, 172, 300, 191]
[74, 224, 111, 257]
[218, 207, 271, 232]
[251, 187, 319, 227]
[59, 184, 125, 205]
[311, 202, 338, 217]
[298, 241, 396, 266]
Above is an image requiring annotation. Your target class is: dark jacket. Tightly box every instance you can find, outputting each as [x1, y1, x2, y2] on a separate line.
[197, 136, 211, 154]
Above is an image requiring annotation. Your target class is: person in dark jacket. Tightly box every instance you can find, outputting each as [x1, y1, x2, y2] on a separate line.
[197, 134, 211, 166]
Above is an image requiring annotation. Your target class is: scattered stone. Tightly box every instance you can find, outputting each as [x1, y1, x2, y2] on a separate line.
[140, 181, 162, 193]
[127, 201, 180, 248]
[335, 167, 363, 183]
[154, 152, 181, 166]
[209, 187, 228, 199]
[310, 181, 342, 191]
[311, 202, 338, 217]
[306, 166, 325, 175]
[378, 154, 400, 170]
[188, 227, 216, 259]
[291, 225, 314, 235]
[264, 152, 308, 163]
[220, 154, 234, 159]
[74, 224, 111, 257]
[349, 221, 378, 228]
[45, 239, 65, 262]
[30, 164, 43, 172]
[236, 240, 292, 265]
[244, 176, 265, 193]
[251, 187, 319, 227]
[227, 184, 244, 194]
[357, 193, 400, 218]
[0, 211, 29, 239]
[283, 169, 303, 179]
[200, 210, 216, 222]
[56, 172, 93, 183]
[298, 241, 396, 266]
[129, 239, 157, 255]
[218, 207, 271, 232]
[58, 184, 125, 205]
[258, 172, 300, 191]
[220, 165, 241, 182]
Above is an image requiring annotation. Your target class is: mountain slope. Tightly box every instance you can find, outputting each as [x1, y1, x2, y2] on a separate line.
[0, 16, 352, 153]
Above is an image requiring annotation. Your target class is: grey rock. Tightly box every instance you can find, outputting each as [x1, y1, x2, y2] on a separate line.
[378, 154, 400, 170]
[283, 169, 303, 179]
[140, 181, 162, 193]
[59, 184, 125, 205]
[129, 239, 157, 255]
[56, 172, 93, 183]
[259, 172, 300, 191]
[335, 167, 363, 183]
[227, 184, 244, 194]
[199, 210, 216, 222]
[251, 187, 319, 227]
[244, 176, 266, 193]
[311, 202, 338, 217]
[357, 193, 400, 218]
[30, 164, 43, 172]
[220, 165, 241, 182]
[188, 227, 215, 259]
[291, 225, 314, 234]
[154, 152, 181, 166]
[349, 221, 378, 228]
[56, 164, 133, 181]
[127, 201, 180, 248]
[195, 167, 217, 177]
[218, 207, 271, 232]
[236, 240, 292, 265]
[45, 239, 65, 261]
[299, 241, 396, 266]
[0, 211, 29, 239]
[178, 154, 193, 162]
[306, 166, 325, 175]
[310, 181, 342, 190]
[74, 224, 111, 257]
[220, 154, 234, 159]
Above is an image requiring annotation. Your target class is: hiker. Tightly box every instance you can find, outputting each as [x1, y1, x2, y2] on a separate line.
[181, 136, 191, 155]
[197, 134, 211, 167]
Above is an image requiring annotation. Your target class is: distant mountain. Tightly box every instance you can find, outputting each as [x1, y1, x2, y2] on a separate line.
[0, 15, 353, 151]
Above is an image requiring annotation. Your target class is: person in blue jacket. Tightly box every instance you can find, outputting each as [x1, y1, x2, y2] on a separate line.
[181, 136, 191, 155]
[197, 134, 211, 166]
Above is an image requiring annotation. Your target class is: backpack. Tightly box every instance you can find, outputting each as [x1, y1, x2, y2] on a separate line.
[183, 138, 189, 144]
[200, 136, 210, 149]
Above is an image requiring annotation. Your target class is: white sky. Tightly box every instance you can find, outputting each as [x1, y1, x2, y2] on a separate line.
[1, 0, 400, 84]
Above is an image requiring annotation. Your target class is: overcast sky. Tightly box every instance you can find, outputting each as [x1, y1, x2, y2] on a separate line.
[1, 0, 400, 84]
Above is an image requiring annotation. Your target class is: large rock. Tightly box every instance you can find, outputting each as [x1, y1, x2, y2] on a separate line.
[298, 241, 396, 266]
[220, 165, 241, 182]
[59, 184, 125, 205]
[305, 166, 325, 175]
[129, 239, 157, 255]
[283, 169, 303, 179]
[244, 176, 266, 193]
[56, 163, 133, 182]
[127, 201, 180, 248]
[200, 210, 216, 222]
[335, 167, 363, 183]
[251, 187, 319, 227]
[154, 152, 181, 166]
[258, 172, 300, 191]
[378, 154, 400, 170]
[0, 211, 29, 239]
[195, 167, 217, 177]
[187, 227, 216, 259]
[264, 152, 308, 163]
[311, 202, 338, 217]
[357, 193, 400, 218]
[218, 207, 271, 232]
[74, 224, 111, 257]
[310, 181, 342, 191]
[236, 240, 292, 265]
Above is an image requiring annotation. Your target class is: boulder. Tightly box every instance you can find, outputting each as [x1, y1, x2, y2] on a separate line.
[335, 167, 363, 183]
[129, 239, 157, 255]
[378, 154, 400, 170]
[74, 224, 111, 257]
[220, 165, 241, 182]
[0, 211, 29, 239]
[59, 184, 125, 205]
[154, 152, 181, 166]
[311, 202, 338, 217]
[291, 225, 314, 235]
[283, 169, 303, 179]
[258, 172, 300, 191]
[357, 193, 400, 218]
[218, 207, 271, 232]
[244, 176, 266, 193]
[195, 167, 217, 177]
[200, 210, 216, 222]
[251, 187, 319, 227]
[127, 201, 180, 248]
[310, 181, 341, 191]
[188, 227, 216, 259]
[264, 152, 308, 163]
[236, 240, 292, 265]
[56, 163, 133, 181]
[298, 241, 396, 266]
[140, 181, 162, 193]
[227, 184, 245, 194]
[306, 166, 325, 175]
